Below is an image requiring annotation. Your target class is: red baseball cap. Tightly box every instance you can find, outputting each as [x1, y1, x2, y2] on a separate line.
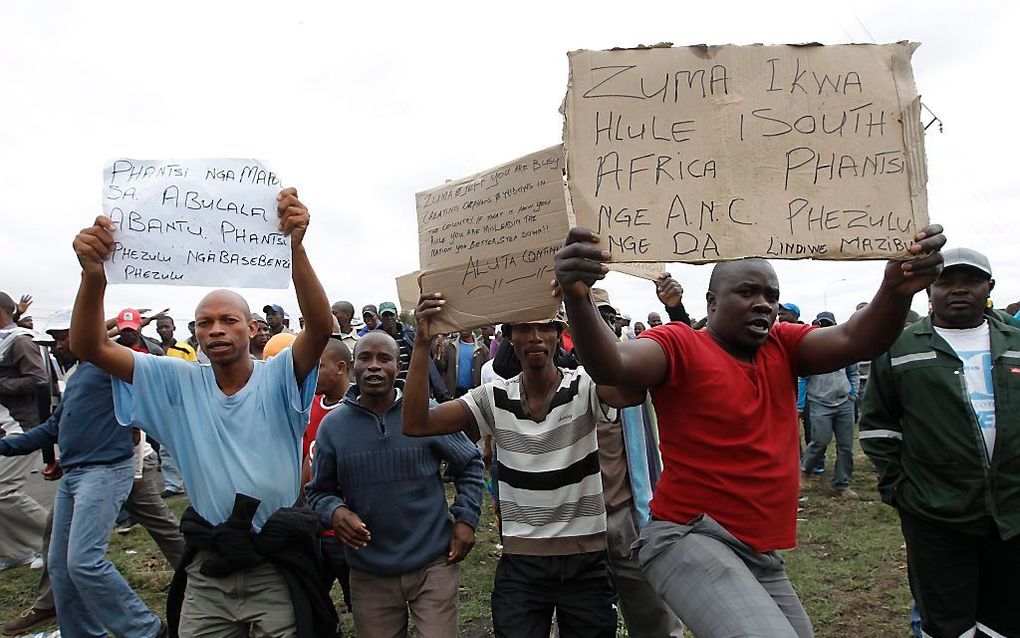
[116, 308, 143, 332]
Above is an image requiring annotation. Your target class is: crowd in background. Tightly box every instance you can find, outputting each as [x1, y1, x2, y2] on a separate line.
[0, 193, 1018, 638]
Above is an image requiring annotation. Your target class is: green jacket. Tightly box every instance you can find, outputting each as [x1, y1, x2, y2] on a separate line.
[859, 312, 1020, 539]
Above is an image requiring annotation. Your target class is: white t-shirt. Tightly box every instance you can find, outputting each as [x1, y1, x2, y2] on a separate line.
[934, 321, 996, 459]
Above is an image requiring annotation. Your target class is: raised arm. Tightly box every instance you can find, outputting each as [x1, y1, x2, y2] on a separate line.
[402, 293, 477, 437]
[796, 225, 945, 376]
[277, 188, 332, 385]
[70, 216, 136, 383]
[555, 228, 668, 388]
[656, 273, 691, 325]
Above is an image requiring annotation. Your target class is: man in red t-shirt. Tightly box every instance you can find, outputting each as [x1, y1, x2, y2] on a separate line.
[303, 337, 353, 610]
[554, 226, 945, 638]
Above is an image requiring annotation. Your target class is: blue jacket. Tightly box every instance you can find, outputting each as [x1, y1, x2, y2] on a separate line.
[306, 383, 484, 575]
[0, 363, 134, 469]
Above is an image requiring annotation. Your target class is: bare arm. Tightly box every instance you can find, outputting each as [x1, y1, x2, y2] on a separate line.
[69, 216, 136, 383]
[595, 384, 647, 409]
[797, 225, 945, 376]
[277, 188, 332, 385]
[402, 293, 477, 437]
[555, 228, 668, 388]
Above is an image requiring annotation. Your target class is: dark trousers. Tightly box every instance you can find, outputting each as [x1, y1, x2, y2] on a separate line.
[491, 551, 617, 638]
[899, 509, 1019, 638]
[320, 535, 353, 610]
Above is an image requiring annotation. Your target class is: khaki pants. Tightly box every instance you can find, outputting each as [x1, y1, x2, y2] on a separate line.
[350, 558, 459, 638]
[0, 426, 47, 563]
[179, 550, 296, 637]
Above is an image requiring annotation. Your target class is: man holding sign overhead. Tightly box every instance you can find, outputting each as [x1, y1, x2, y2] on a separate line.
[554, 223, 945, 637]
[70, 186, 337, 636]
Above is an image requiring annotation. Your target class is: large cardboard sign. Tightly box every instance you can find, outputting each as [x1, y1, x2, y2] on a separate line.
[564, 43, 928, 263]
[102, 158, 290, 288]
[416, 146, 568, 332]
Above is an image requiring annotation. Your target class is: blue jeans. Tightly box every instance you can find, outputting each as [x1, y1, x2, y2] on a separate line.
[159, 446, 185, 494]
[801, 400, 855, 491]
[48, 458, 162, 638]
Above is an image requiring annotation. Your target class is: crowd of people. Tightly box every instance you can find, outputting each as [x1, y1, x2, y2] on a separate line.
[0, 188, 1017, 638]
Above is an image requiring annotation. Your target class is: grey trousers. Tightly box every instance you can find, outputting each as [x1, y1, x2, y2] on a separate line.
[605, 507, 683, 638]
[180, 550, 296, 637]
[634, 515, 814, 638]
[123, 453, 185, 568]
[0, 438, 47, 562]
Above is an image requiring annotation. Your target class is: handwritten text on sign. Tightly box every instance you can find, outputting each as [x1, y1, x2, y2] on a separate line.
[102, 158, 290, 288]
[564, 43, 928, 263]
[415, 146, 568, 332]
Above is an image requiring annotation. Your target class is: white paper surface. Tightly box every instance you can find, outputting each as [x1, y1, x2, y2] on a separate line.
[101, 158, 291, 288]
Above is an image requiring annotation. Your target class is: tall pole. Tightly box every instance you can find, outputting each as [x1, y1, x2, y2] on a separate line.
[824, 278, 847, 311]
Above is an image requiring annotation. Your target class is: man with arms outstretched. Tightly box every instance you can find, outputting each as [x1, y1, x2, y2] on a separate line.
[70, 187, 336, 636]
[554, 225, 945, 638]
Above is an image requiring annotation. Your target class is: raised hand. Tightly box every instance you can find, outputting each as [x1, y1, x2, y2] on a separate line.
[655, 273, 683, 308]
[554, 227, 610, 299]
[16, 295, 33, 316]
[414, 292, 446, 344]
[73, 216, 116, 276]
[883, 224, 946, 296]
[276, 187, 310, 247]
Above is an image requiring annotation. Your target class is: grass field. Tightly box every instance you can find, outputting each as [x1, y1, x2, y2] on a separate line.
[0, 453, 914, 637]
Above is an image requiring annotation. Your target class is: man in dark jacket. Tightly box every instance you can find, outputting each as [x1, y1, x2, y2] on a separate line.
[307, 331, 483, 638]
[0, 290, 49, 570]
[861, 248, 1020, 638]
[436, 331, 488, 397]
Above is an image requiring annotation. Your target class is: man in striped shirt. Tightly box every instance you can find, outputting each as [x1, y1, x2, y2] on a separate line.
[403, 294, 642, 638]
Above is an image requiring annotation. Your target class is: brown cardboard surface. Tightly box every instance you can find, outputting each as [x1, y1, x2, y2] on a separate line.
[564, 43, 928, 263]
[415, 146, 568, 332]
[609, 261, 665, 280]
[395, 271, 421, 313]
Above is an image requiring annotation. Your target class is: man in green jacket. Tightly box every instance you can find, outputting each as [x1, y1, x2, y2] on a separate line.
[860, 247, 1019, 638]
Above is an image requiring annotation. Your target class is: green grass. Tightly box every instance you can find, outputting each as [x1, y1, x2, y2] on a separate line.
[1, 457, 913, 636]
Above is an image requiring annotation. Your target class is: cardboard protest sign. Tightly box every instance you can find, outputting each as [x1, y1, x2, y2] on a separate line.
[564, 43, 928, 263]
[102, 159, 290, 288]
[416, 146, 568, 333]
[395, 271, 421, 313]
[610, 261, 665, 280]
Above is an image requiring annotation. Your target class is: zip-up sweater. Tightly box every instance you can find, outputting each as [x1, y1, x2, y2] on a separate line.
[306, 382, 484, 575]
[860, 312, 1020, 539]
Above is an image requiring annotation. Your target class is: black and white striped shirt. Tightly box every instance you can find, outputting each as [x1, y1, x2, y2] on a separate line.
[461, 367, 613, 555]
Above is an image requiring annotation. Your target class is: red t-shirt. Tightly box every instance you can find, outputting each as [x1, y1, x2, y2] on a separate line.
[303, 395, 342, 460]
[639, 320, 813, 552]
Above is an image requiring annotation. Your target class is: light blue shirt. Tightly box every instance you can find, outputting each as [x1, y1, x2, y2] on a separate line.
[112, 348, 316, 530]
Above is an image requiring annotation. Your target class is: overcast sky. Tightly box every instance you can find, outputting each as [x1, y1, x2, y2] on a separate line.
[2, 0, 1016, 338]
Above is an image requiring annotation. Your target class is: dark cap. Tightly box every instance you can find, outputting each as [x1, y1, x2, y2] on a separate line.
[941, 247, 992, 279]
[814, 311, 836, 326]
[262, 304, 284, 316]
[361, 304, 378, 317]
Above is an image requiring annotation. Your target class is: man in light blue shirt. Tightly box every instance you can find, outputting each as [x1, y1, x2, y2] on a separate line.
[69, 187, 335, 636]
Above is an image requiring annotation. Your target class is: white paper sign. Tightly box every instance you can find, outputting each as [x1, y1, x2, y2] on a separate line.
[102, 158, 291, 288]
